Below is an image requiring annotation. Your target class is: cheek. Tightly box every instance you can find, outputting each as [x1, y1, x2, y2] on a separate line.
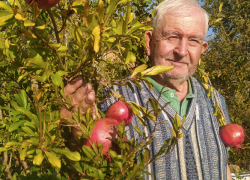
[156, 42, 173, 56]
[190, 48, 203, 62]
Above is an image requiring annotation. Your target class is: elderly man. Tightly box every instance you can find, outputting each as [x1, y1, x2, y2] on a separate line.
[61, 0, 232, 179]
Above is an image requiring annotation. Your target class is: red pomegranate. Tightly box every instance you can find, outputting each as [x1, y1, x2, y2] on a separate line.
[25, 0, 59, 9]
[220, 123, 245, 149]
[106, 101, 133, 126]
[86, 118, 120, 160]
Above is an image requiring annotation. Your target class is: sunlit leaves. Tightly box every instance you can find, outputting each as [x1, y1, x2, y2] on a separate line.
[33, 150, 44, 166]
[0, 0, 184, 178]
[45, 151, 61, 168]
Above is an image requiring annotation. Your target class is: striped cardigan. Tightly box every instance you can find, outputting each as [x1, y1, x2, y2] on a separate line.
[100, 76, 230, 180]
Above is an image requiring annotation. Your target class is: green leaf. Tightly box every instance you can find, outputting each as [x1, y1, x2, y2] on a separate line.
[133, 125, 142, 136]
[123, 1, 131, 34]
[21, 127, 36, 136]
[45, 151, 61, 168]
[51, 73, 62, 86]
[131, 64, 148, 78]
[25, 58, 45, 69]
[144, 148, 150, 163]
[0, 147, 8, 153]
[0, 2, 12, 10]
[0, 10, 13, 23]
[33, 150, 44, 166]
[20, 147, 27, 161]
[72, 0, 83, 6]
[57, 70, 69, 76]
[5, 141, 21, 148]
[22, 138, 39, 146]
[30, 75, 45, 82]
[129, 162, 141, 178]
[96, 0, 104, 23]
[24, 20, 35, 27]
[35, 25, 45, 29]
[109, 150, 122, 169]
[104, 0, 118, 27]
[169, 127, 176, 138]
[12, 105, 39, 129]
[18, 71, 32, 82]
[142, 65, 174, 76]
[178, 133, 184, 139]
[92, 25, 100, 53]
[113, 91, 122, 98]
[125, 51, 136, 64]
[174, 114, 181, 131]
[219, 3, 223, 13]
[20, 90, 27, 109]
[9, 120, 26, 132]
[117, 0, 132, 5]
[57, 46, 68, 51]
[51, 148, 81, 161]
[82, 145, 95, 159]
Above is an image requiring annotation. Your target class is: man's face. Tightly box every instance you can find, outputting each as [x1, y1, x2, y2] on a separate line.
[146, 7, 208, 84]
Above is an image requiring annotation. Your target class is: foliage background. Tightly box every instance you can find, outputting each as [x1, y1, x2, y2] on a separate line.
[200, 0, 250, 172]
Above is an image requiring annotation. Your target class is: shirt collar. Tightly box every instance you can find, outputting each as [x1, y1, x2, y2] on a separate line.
[146, 77, 195, 98]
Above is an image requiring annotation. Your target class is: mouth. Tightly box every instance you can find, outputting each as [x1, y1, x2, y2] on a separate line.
[167, 60, 189, 66]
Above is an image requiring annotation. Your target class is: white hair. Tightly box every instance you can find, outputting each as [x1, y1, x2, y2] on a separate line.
[152, 0, 209, 36]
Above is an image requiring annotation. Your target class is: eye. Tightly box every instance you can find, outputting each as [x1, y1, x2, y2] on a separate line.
[168, 36, 178, 40]
[189, 39, 201, 45]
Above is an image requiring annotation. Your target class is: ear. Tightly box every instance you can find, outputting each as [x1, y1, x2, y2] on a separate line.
[145, 31, 153, 56]
[201, 41, 208, 53]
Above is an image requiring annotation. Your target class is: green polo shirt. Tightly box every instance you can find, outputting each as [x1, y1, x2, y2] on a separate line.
[147, 77, 195, 117]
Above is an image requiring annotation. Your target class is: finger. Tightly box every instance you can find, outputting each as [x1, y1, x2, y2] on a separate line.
[72, 90, 95, 113]
[64, 77, 83, 98]
[72, 83, 93, 105]
[79, 90, 95, 113]
[60, 107, 73, 119]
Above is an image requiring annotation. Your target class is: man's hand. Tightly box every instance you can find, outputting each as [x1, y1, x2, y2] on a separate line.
[60, 77, 96, 151]
[61, 77, 96, 118]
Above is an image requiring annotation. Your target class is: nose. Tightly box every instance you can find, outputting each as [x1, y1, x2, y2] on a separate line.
[174, 39, 188, 58]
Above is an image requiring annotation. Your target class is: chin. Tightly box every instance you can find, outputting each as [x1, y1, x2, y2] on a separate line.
[162, 71, 190, 83]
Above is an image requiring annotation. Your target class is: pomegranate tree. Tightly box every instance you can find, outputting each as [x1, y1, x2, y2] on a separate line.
[220, 123, 245, 149]
[86, 118, 120, 160]
[25, 0, 60, 9]
[106, 101, 133, 126]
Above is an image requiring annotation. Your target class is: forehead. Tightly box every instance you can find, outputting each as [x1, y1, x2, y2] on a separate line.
[160, 6, 207, 38]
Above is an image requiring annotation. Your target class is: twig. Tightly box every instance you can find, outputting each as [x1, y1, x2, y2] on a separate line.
[23, 0, 35, 18]
[74, 167, 86, 176]
[46, 9, 60, 43]
[20, 160, 31, 173]
[47, 117, 63, 150]
[57, 18, 67, 34]
[198, 68, 229, 124]
[66, 55, 90, 80]
[4, 152, 12, 179]
[29, 27, 66, 70]
[34, 88, 43, 148]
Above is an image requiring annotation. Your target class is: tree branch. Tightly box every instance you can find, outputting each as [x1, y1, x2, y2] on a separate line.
[46, 9, 60, 43]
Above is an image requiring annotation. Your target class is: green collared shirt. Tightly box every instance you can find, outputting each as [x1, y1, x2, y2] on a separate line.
[147, 77, 195, 117]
